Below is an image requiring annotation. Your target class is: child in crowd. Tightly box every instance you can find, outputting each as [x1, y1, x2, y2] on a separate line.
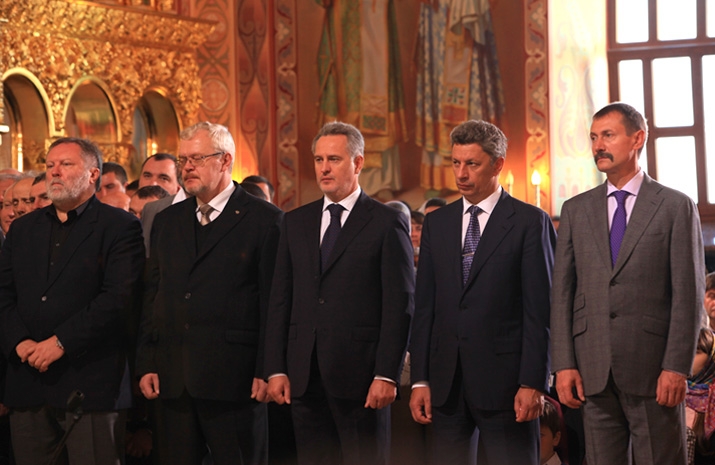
[686, 326, 715, 465]
[540, 400, 565, 465]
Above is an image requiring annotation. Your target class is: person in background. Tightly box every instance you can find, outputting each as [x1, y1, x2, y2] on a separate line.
[422, 197, 446, 215]
[125, 180, 139, 198]
[705, 273, 715, 333]
[240, 182, 268, 202]
[540, 401, 565, 465]
[128, 186, 169, 219]
[11, 175, 35, 217]
[686, 327, 715, 465]
[243, 175, 275, 204]
[30, 173, 52, 210]
[97, 162, 128, 201]
[410, 211, 424, 270]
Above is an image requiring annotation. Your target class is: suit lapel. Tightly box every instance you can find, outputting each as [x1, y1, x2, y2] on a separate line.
[612, 175, 663, 275]
[305, 200, 323, 277]
[45, 198, 99, 290]
[194, 184, 249, 266]
[34, 210, 53, 287]
[322, 192, 373, 274]
[585, 183, 612, 271]
[463, 191, 514, 290]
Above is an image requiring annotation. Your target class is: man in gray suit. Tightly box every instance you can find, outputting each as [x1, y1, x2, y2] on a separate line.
[551, 102, 705, 465]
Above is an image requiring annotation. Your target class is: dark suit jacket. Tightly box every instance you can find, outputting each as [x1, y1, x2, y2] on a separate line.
[140, 194, 175, 257]
[136, 183, 283, 403]
[0, 197, 145, 410]
[264, 191, 414, 401]
[551, 175, 705, 397]
[410, 191, 556, 410]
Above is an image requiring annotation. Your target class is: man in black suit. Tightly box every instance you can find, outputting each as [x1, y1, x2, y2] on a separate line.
[136, 122, 282, 465]
[409, 120, 556, 465]
[265, 122, 414, 465]
[0, 137, 145, 465]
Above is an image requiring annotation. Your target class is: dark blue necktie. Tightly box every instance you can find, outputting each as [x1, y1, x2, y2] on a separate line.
[321, 203, 344, 272]
[462, 205, 481, 285]
[610, 190, 630, 267]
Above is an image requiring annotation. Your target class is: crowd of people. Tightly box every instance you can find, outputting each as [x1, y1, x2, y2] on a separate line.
[0, 102, 711, 465]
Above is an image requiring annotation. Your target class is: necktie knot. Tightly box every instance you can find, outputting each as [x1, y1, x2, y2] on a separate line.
[198, 203, 215, 226]
[612, 190, 630, 205]
[327, 203, 344, 218]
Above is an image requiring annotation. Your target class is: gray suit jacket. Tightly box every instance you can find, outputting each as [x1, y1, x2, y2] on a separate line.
[141, 194, 175, 257]
[551, 174, 705, 397]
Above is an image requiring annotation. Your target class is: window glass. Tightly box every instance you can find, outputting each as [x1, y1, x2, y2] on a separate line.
[616, 0, 648, 43]
[652, 57, 694, 127]
[703, 55, 715, 203]
[709, 0, 715, 37]
[655, 136, 698, 201]
[657, 0, 696, 41]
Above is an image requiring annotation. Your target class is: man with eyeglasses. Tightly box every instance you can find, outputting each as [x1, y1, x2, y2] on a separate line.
[136, 122, 283, 465]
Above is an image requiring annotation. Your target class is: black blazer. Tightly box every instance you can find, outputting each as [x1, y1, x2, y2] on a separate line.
[410, 191, 556, 410]
[136, 183, 283, 403]
[264, 191, 414, 401]
[0, 197, 145, 410]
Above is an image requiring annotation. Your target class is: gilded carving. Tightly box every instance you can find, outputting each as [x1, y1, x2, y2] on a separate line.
[0, 0, 213, 156]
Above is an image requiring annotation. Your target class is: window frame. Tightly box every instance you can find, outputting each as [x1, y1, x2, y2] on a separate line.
[607, 0, 715, 219]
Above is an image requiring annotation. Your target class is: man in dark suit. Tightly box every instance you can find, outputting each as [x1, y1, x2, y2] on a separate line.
[136, 122, 282, 465]
[0, 137, 145, 465]
[551, 103, 705, 465]
[409, 120, 556, 465]
[265, 122, 414, 465]
[137, 153, 184, 256]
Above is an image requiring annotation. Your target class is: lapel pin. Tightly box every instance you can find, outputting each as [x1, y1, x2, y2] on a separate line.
[235, 210, 240, 214]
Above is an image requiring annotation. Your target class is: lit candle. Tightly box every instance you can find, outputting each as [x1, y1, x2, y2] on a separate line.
[531, 169, 541, 208]
[505, 170, 514, 196]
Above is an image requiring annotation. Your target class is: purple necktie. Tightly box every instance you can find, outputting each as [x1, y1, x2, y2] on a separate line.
[321, 203, 344, 272]
[462, 205, 481, 285]
[610, 190, 630, 267]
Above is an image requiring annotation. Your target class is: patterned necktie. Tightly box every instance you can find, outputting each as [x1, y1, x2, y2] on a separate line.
[199, 203, 215, 226]
[610, 190, 630, 267]
[321, 203, 344, 272]
[462, 205, 481, 285]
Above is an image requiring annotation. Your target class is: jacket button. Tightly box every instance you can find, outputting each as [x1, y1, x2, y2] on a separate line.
[318, 298, 325, 304]
[610, 280, 616, 286]
[610, 312, 617, 319]
[184, 323, 190, 330]
[185, 293, 191, 299]
[41, 296, 47, 302]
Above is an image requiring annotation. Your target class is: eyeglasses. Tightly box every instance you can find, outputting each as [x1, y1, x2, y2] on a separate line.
[177, 151, 224, 168]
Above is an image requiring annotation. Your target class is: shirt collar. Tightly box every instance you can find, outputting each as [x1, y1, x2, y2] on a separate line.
[47, 195, 93, 222]
[322, 186, 362, 213]
[462, 186, 502, 215]
[607, 169, 645, 197]
[172, 188, 188, 205]
[195, 182, 235, 215]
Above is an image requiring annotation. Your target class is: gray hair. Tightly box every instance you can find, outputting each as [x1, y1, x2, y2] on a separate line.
[180, 122, 236, 166]
[47, 137, 103, 191]
[311, 122, 365, 159]
[450, 120, 508, 164]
